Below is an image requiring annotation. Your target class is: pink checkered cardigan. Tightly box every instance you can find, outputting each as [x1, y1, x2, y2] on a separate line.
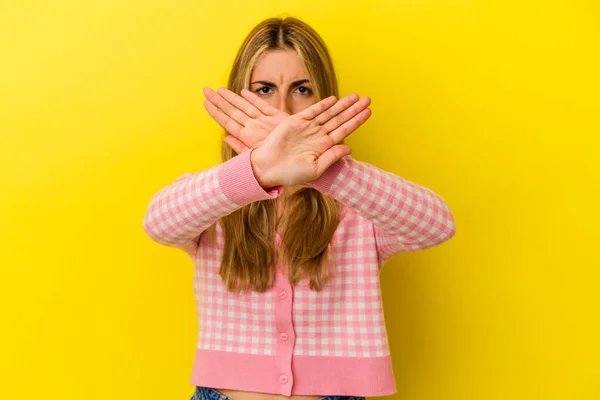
[142, 148, 456, 397]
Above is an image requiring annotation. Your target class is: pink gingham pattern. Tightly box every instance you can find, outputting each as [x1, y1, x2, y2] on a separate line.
[142, 148, 456, 397]
[142, 148, 283, 257]
[305, 155, 456, 266]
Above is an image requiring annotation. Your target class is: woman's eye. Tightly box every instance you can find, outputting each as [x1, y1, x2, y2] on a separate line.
[296, 86, 312, 95]
[256, 87, 271, 95]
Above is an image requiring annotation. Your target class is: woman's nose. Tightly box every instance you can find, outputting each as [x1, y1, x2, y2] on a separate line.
[277, 97, 292, 114]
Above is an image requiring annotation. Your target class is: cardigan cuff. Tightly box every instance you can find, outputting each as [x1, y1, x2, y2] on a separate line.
[218, 147, 283, 205]
[302, 157, 346, 193]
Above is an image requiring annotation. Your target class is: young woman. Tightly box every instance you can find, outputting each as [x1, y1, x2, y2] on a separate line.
[143, 17, 456, 400]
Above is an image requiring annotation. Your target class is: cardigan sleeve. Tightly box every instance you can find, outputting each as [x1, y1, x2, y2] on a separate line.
[303, 156, 456, 264]
[142, 147, 283, 256]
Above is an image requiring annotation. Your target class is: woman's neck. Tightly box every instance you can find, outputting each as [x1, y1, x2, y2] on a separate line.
[276, 185, 301, 222]
[282, 185, 301, 198]
[277, 185, 301, 206]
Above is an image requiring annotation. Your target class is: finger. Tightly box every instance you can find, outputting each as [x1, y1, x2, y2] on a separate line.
[322, 96, 371, 134]
[217, 87, 262, 119]
[240, 89, 281, 117]
[204, 98, 242, 137]
[203, 87, 250, 126]
[315, 144, 352, 176]
[314, 93, 360, 125]
[296, 96, 337, 120]
[224, 135, 250, 154]
[328, 108, 372, 143]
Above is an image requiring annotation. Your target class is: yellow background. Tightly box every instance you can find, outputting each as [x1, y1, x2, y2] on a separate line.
[1, 1, 598, 399]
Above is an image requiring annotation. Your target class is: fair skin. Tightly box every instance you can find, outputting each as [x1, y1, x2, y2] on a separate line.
[204, 49, 371, 220]
[202, 49, 371, 400]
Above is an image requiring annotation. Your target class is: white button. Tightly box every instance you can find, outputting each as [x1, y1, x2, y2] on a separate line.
[280, 332, 288, 341]
[279, 374, 288, 384]
[279, 290, 288, 299]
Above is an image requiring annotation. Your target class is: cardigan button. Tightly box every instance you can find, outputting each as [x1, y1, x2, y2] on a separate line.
[279, 290, 288, 300]
[279, 332, 289, 341]
[279, 374, 288, 384]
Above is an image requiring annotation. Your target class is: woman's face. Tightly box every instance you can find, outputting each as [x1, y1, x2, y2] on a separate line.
[249, 49, 317, 115]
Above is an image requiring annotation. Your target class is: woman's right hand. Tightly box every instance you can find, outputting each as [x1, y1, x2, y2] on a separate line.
[203, 87, 288, 153]
[250, 93, 372, 188]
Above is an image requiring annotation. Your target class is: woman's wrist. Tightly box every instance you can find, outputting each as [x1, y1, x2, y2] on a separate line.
[250, 147, 278, 188]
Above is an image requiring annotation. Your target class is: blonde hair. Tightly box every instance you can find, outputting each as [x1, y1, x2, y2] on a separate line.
[206, 16, 343, 293]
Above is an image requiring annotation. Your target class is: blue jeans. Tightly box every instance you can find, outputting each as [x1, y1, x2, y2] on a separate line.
[191, 386, 366, 400]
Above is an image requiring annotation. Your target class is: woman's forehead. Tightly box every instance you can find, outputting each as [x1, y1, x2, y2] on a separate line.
[251, 50, 310, 83]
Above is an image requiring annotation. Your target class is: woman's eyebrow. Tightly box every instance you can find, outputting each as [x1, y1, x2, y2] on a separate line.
[250, 79, 311, 87]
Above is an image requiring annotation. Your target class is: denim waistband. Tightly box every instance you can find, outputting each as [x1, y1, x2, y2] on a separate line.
[191, 386, 367, 400]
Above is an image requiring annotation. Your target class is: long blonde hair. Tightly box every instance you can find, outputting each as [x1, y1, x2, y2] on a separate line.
[206, 17, 343, 293]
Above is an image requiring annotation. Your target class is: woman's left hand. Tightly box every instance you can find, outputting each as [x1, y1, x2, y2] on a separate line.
[203, 87, 288, 153]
